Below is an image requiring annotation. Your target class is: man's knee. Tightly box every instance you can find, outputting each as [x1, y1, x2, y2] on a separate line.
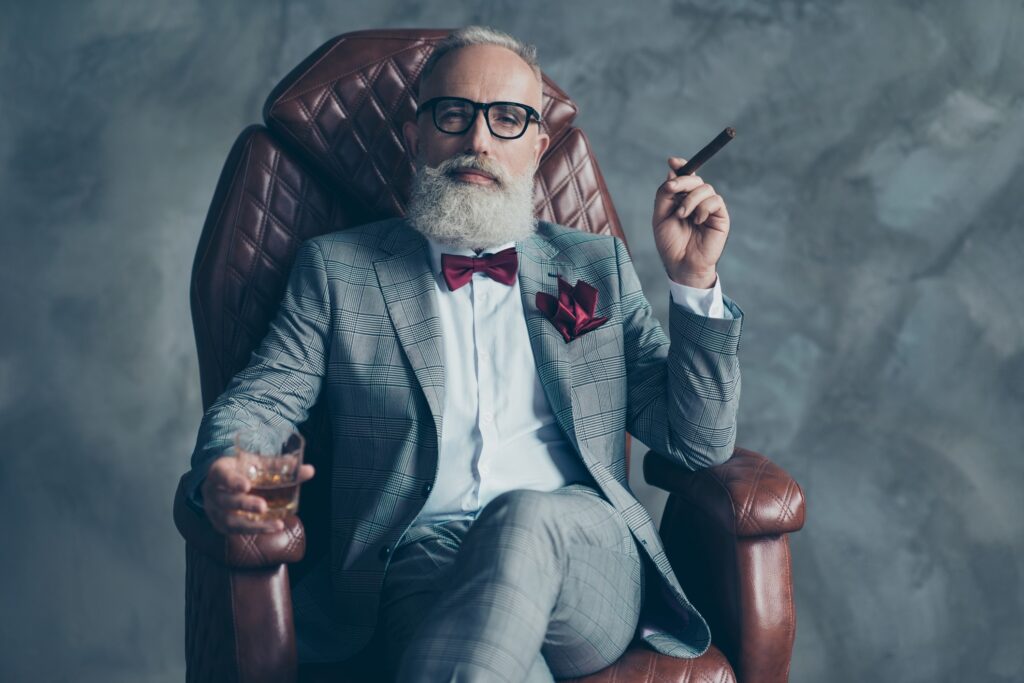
[477, 489, 562, 530]
[467, 490, 573, 576]
[485, 488, 555, 511]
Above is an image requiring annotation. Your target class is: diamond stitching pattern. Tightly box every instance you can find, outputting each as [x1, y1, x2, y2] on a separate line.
[645, 448, 805, 538]
[273, 44, 428, 220]
[224, 518, 306, 568]
[562, 645, 735, 682]
[265, 32, 588, 224]
[712, 450, 805, 537]
[535, 128, 617, 236]
[197, 130, 342, 386]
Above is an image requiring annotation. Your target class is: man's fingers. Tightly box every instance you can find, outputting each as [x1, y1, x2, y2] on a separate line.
[655, 174, 702, 224]
[668, 156, 690, 174]
[666, 174, 705, 194]
[212, 491, 268, 515]
[213, 511, 285, 534]
[659, 180, 708, 225]
[225, 510, 285, 533]
[663, 157, 691, 186]
[676, 184, 718, 220]
[217, 471, 251, 494]
[692, 196, 728, 225]
[654, 157, 722, 227]
[656, 175, 705, 211]
[207, 457, 250, 492]
[297, 463, 315, 484]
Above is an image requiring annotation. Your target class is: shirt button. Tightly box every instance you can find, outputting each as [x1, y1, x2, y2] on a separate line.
[421, 482, 433, 497]
[479, 350, 489, 360]
[481, 411, 493, 423]
[378, 545, 392, 561]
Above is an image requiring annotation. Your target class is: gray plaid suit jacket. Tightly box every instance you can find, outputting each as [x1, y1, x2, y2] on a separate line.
[187, 217, 743, 660]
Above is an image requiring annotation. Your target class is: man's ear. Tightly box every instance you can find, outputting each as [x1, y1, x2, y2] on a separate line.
[533, 131, 550, 166]
[403, 120, 420, 159]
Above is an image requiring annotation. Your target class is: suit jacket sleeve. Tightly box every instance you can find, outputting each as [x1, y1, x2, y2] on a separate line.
[185, 239, 332, 507]
[615, 237, 743, 470]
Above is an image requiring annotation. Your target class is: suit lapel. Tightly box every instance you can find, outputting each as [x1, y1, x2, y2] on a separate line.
[370, 220, 586, 459]
[517, 228, 581, 455]
[373, 220, 446, 448]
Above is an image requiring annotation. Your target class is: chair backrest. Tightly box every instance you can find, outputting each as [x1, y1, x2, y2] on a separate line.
[190, 28, 629, 579]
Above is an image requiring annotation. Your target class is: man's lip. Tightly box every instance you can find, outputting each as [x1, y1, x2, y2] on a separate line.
[451, 169, 497, 183]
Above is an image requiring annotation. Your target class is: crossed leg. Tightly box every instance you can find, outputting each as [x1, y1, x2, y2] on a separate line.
[380, 484, 643, 682]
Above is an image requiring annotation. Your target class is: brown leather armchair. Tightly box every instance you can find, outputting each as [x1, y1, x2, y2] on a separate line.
[173, 29, 806, 683]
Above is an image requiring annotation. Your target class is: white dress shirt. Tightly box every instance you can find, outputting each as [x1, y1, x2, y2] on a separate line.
[414, 236, 732, 525]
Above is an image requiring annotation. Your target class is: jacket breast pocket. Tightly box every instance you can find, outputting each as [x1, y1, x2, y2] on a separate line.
[568, 323, 624, 375]
[568, 322, 628, 445]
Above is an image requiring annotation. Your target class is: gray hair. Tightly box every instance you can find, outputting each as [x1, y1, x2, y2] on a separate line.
[420, 26, 543, 88]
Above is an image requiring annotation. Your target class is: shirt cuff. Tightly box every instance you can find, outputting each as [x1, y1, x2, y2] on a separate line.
[668, 274, 733, 319]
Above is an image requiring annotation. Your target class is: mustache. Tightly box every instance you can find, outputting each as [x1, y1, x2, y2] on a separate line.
[429, 154, 511, 187]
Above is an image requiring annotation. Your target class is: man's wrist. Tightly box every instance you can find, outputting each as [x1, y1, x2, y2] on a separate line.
[668, 269, 717, 290]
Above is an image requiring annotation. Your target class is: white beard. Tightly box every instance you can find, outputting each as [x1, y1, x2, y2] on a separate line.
[405, 153, 538, 250]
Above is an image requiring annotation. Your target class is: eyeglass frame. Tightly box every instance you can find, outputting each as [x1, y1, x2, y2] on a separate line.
[415, 96, 544, 140]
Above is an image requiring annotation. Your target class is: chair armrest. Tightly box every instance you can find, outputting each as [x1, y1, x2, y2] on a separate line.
[646, 446, 804, 683]
[173, 475, 306, 568]
[644, 446, 805, 538]
[174, 474, 302, 683]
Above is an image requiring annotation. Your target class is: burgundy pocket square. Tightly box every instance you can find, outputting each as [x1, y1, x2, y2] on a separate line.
[536, 276, 609, 343]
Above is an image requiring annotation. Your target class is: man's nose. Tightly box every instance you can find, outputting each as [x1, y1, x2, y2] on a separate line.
[462, 109, 492, 155]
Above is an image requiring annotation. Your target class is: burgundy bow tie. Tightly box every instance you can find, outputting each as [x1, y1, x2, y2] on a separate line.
[441, 246, 518, 291]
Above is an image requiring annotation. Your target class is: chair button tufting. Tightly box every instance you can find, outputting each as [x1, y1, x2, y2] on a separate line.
[378, 544, 392, 561]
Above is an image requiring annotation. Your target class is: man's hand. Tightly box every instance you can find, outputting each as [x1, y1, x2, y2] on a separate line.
[652, 156, 731, 289]
[200, 455, 315, 535]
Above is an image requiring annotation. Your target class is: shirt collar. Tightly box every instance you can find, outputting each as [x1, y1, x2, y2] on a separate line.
[425, 237, 517, 278]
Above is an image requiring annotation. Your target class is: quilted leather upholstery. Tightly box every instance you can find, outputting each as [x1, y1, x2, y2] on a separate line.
[263, 28, 585, 223]
[191, 126, 356, 407]
[184, 546, 238, 683]
[566, 646, 736, 683]
[651, 449, 801, 683]
[534, 127, 623, 235]
[174, 478, 306, 568]
[645, 447, 806, 538]
[297, 644, 736, 683]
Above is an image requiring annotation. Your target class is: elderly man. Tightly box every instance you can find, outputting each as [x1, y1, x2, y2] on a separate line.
[187, 26, 741, 683]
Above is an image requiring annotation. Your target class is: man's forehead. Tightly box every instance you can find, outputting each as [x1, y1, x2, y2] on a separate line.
[421, 44, 543, 106]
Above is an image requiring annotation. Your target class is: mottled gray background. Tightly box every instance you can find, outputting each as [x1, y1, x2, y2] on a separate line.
[2, 1, 1022, 681]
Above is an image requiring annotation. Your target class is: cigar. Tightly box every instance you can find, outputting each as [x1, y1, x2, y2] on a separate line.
[675, 127, 736, 176]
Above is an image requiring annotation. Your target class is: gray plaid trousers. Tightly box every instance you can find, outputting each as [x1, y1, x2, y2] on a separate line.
[384, 485, 643, 682]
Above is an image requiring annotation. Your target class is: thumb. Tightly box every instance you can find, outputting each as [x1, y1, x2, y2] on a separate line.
[655, 157, 690, 223]
[668, 156, 690, 176]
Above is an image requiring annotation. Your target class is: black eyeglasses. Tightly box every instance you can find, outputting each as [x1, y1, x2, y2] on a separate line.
[415, 96, 543, 140]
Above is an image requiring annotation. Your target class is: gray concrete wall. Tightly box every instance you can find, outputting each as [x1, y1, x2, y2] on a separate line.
[2, 1, 1021, 681]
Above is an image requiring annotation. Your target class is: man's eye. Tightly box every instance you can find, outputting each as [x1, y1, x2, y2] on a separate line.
[491, 107, 524, 126]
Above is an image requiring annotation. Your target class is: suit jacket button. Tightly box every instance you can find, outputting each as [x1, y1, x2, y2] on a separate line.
[422, 483, 433, 497]
[378, 545, 392, 561]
